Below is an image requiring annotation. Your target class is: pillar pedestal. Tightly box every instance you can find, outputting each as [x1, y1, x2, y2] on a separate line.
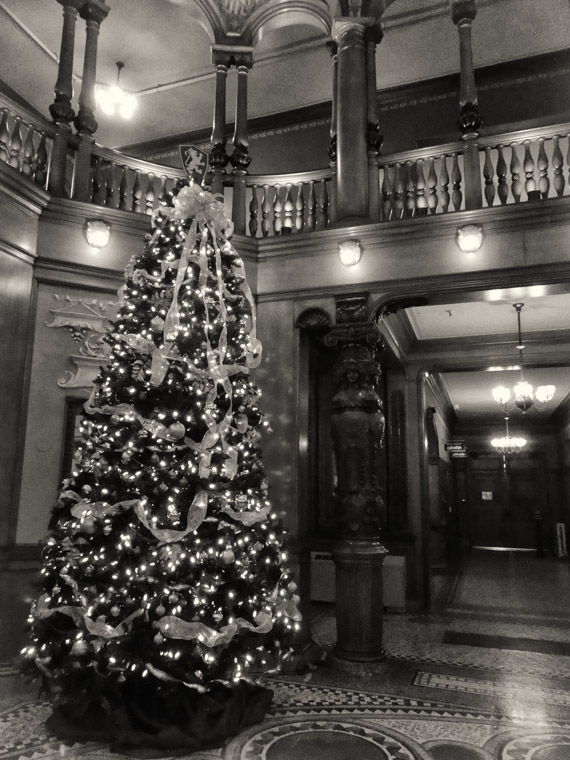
[332, 539, 388, 662]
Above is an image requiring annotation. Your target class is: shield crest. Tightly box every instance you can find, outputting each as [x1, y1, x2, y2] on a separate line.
[179, 144, 209, 185]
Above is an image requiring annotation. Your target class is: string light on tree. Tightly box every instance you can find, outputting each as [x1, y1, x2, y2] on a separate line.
[22, 180, 300, 753]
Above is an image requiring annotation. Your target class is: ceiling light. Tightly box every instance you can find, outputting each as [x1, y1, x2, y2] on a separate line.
[491, 415, 526, 454]
[456, 224, 483, 253]
[84, 219, 111, 248]
[491, 303, 555, 413]
[338, 239, 362, 267]
[96, 61, 137, 120]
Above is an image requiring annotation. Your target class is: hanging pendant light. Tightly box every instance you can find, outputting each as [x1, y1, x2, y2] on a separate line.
[95, 61, 137, 120]
[491, 303, 555, 413]
[491, 415, 526, 454]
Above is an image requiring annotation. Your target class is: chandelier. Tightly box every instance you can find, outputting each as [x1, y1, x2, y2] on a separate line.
[491, 303, 555, 413]
[491, 415, 526, 454]
[95, 62, 137, 120]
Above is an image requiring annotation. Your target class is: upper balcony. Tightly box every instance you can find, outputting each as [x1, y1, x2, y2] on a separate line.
[3, 89, 570, 240]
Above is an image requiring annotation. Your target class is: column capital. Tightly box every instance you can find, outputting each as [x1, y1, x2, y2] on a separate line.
[211, 45, 253, 69]
[452, 0, 477, 26]
[364, 23, 383, 46]
[326, 40, 338, 59]
[79, 0, 110, 24]
[332, 16, 375, 45]
[57, 0, 83, 10]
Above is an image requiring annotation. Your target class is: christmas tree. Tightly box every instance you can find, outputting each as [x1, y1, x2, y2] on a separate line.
[22, 182, 301, 753]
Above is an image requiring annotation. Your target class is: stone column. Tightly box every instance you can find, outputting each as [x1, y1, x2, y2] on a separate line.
[452, 0, 482, 209]
[332, 19, 370, 225]
[365, 24, 383, 223]
[210, 47, 230, 197]
[325, 294, 388, 661]
[326, 40, 338, 225]
[229, 50, 253, 235]
[48, 0, 83, 196]
[73, 0, 110, 203]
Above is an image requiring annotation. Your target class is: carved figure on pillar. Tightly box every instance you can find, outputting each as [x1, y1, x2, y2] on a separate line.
[326, 321, 385, 540]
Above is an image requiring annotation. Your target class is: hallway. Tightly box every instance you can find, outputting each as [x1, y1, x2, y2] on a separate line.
[1, 549, 569, 759]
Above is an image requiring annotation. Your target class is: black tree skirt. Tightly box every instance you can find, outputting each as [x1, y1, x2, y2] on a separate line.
[46, 679, 273, 757]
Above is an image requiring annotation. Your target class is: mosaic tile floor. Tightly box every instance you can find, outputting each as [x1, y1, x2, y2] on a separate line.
[2, 550, 570, 759]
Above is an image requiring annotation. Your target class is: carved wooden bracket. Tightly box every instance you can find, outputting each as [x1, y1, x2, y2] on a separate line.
[46, 294, 117, 388]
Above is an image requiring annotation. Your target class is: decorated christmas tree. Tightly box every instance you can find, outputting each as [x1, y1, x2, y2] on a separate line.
[21, 181, 301, 753]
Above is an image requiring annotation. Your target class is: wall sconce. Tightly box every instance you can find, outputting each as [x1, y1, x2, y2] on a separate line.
[456, 224, 483, 253]
[84, 219, 111, 249]
[338, 238, 362, 267]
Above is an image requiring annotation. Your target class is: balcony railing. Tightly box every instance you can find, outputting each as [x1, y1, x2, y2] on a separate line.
[2, 91, 570, 236]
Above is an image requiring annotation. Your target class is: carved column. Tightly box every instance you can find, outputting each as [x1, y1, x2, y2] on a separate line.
[326, 41, 338, 225]
[452, 0, 482, 210]
[229, 50, 253, 235]
[48, 0, 83, 196]
[365, 24, 383, 223]
[73, 0, 110, 203]
[210, 47, 230, 197]
[332, 19, 370, 225]
[325, 294, 388, 662]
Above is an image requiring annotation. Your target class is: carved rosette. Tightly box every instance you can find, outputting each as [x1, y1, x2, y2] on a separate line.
[325, 310, 385, 540]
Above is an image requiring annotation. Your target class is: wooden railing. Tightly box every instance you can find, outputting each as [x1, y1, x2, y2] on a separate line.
[89, 144, 185, 214]
[3, 91, 570, 234]
[0, 96, 56, 191]
[239, 169, 333, 237]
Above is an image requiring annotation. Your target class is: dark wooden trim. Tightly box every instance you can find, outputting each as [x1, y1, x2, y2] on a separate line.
[118, 47, 570, 158]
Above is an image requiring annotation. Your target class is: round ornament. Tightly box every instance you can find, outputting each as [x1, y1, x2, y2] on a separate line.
[150, 315, 164, 332]
[169, 593, 178, 604]
[221, 549, 235, 565]
[153, 633, 164, 645]
[71, 640, 89, 656]
[110, 605, 121, 617]
[167, 421, 186, 441]
[156, 604, 166, 616]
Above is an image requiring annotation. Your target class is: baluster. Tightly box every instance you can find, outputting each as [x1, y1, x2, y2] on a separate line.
[0, 109, 9, 163]
[393, 162, 405, 219]
[21, 125, 35, 177]
[272, 185, 283, 235]
[427, 158, 438, 215]
[249, 185, 259, 237]
[482, 146, 495, 207]
[132, 170, 142, 213]
[119, 166, 129, 210]
[510, 144, 522, 203]
[567, 134, 570, 195]
[317, 179, 329, 229]
[92, 158, 105, 206]
[381, 165, 393, 221]
[451, 153, 462, 210]
[158, 175, 169, 205]
[405, 160, 415, 217]
[439, 155, 450, 213]
[282, 183, 294, 233]
[416, 158, 427, 215]
[306, 181, 316, 232]
[537, 138, 550, 199]
[523, 140, 537, 200]
[34, 133, 48, 188]
[295, 182, 304, 232]
[552, 135, 565, 198]
[439, 156, 450, 213]
[145, 173, 155, 215]
[261, 184, 271, 237]
[8, 117, 23, 169]
[105, 162, 116, 208]
[496, 145, 508, 205]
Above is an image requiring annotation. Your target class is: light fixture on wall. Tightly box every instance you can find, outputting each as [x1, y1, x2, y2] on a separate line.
[456, 224, 483, 253]
[84, 219, 111, 249]
[491, 415, 526, 454]
[338, 238, 362, 267]
[95, 61, 137, 119]
[491, 303, 555, 413]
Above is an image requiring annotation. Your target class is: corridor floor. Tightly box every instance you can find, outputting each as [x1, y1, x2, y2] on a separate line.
[1, 549, 570, 759]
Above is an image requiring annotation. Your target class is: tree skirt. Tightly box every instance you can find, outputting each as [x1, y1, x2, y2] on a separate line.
[45, 679, 273, 758]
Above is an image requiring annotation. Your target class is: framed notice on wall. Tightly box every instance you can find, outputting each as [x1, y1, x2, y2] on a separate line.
[481, 491, 493, 501]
